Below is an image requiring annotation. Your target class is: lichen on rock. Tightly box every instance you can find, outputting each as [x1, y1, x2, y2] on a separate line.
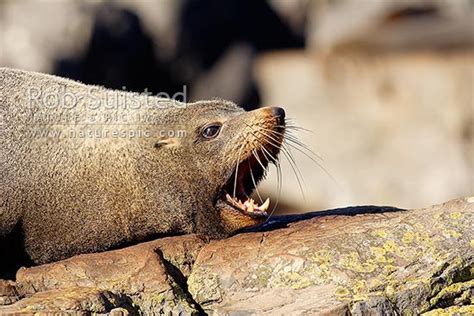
[0, 197, 472, 315]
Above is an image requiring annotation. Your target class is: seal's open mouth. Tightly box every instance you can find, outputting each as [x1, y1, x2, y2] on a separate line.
[217, 106, 285, 223]
[220, 148, 273, 219]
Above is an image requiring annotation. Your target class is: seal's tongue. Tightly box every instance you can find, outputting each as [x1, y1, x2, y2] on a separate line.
[225, 193, 269, 217]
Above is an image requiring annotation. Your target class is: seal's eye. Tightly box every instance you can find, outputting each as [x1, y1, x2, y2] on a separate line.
[201, 123, 221, 139]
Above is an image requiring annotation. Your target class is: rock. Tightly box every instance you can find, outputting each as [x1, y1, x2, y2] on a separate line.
[0, 287, 129, 315]
[1, 235, 206, 315]
[0, 280, 19, 305]
[188, 197, 473, 315]
[0, 197, 472, 315]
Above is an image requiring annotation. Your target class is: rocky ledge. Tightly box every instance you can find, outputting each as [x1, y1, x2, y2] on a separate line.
[0, 197, 473, 315]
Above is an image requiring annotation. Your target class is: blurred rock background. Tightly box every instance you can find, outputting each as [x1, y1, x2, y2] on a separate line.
[1, 0, 472, 212]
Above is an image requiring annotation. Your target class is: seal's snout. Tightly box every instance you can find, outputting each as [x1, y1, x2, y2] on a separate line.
[260, 106, 285, 125]
[270, 107, 286, 124]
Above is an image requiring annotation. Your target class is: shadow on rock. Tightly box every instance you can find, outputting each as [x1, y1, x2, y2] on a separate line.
[244, 205, 405, 232]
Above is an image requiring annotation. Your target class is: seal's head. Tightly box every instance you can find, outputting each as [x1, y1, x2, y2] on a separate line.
[154, 100, 285, 236]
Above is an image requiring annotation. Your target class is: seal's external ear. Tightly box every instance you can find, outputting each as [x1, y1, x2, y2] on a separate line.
[154, 138, 180, 149]
[154, 141, 166, 149]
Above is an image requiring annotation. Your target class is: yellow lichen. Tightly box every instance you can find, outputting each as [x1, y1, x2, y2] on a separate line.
[402, 232, 415, 244]
[373, 229, 388, 238]
[274, 272, 312, 289]
[385, 285, 396, 296]
[414, 223, 425, 230]
[309, 249, 332, 267]
[383, 264, 397, 274]
[429, 280, 474, 306]
[353, 280, 368, 295]
[442, 229, 462, 238]
[339, 251, 378, 273]
[383, 240, 401, 254]
[449, 212, 463, 219]
[367, 278, 383, 289]
[352, 294, 369, 301]
[370, 246, 387, 256]
[335, 287, 350, 296]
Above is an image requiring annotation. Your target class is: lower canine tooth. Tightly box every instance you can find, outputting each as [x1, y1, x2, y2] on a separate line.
[259, 198, 270, 212]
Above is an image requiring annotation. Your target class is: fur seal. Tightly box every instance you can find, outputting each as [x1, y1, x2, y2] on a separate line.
[0, 68, 285, 276]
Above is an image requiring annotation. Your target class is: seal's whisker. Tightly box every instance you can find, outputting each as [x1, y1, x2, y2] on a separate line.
[260, 144, 278, 164]
[245, 126, 287, 171]
[280, 131, 319, 153]
[248, 153, 263, 204]
[282, 118, 314, 134]
[253, 128, 283, 148]
[284, 133, 322, 159]
[284, 138, 337, 185]
[254, 129, 306, 200]
[259, 126, 323, 162]
[267, 157, 282, 221]
[244, 122, 300, 217]
[243, 122, 273, 165]
[281, 146, 306, 200]
[283, 125, 313, 133]
[275, 123, 307, 131]
[258, 147, 271, 166]
[257, 120, 338, 198]
[257, 142, 282, 216]
[260, 137, 305, 199]
[233, 142, 245, 199]
[259, 126, 335, 187]
[252, 148, 267, 171]
[287, 138, 324, 162]
[282, 137, 322, 165]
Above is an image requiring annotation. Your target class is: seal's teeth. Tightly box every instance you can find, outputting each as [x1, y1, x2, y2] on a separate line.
[246, 201, 254, 213]
[259, 198, 270, 212]
[226, 194, 244, 210]
[235, 199, 245, 210]
[226, 193, 269, 215]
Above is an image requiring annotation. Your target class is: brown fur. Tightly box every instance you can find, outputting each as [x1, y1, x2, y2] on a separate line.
[0, 68, 283, 271]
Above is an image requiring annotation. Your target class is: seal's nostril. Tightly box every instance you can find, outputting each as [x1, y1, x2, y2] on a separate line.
[271, 107, 286, 125]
